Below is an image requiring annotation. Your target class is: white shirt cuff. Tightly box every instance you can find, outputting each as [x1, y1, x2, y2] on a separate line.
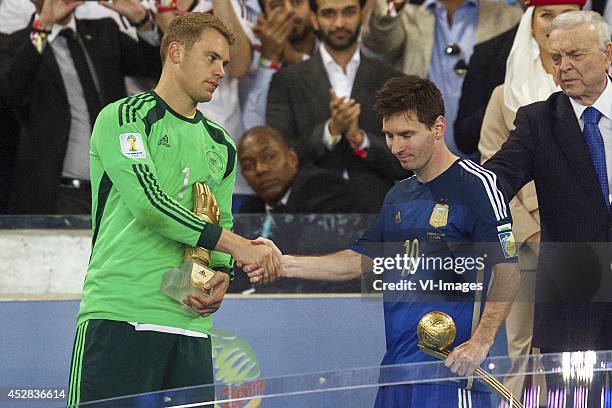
[323, 120, 342, 150]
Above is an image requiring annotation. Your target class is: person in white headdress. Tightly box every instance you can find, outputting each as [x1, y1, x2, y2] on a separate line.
[478, 0, 583, 401]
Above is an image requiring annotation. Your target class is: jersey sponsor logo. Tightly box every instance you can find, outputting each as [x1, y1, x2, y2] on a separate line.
[206, 151, 224, 173]
[498, 231, 517, 258]
[158, 134, 170, 147]
[429, 203, 449, 228]
[497, 223, 512, 233]
[120, 133, 146, 159]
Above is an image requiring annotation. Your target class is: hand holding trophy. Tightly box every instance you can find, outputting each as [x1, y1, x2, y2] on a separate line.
[417, 312, 524, 408]
[161, 182, 221, 312]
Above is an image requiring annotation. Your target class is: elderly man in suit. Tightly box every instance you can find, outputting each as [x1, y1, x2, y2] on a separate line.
[484, 11, 611, 355]
[362, 0, 522, 155]
[266, 0, 410, 210]
[0, 0, 160, 214]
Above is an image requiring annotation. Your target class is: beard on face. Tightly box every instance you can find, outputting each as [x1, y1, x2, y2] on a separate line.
[289, 22, 313, 44]
[318, 25, 361, 51]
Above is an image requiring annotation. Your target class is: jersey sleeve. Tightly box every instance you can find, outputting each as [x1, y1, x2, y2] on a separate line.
[209, 133, 237, 279]
[91, 104, 222, 250]
[465, 163, 518, 266]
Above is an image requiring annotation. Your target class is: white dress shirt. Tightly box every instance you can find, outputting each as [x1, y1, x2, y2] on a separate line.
[569, 76, 612, 204]
[320, 44, 370, 150]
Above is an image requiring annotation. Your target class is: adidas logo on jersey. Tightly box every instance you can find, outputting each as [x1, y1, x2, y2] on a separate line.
[158, 135, 170, 147]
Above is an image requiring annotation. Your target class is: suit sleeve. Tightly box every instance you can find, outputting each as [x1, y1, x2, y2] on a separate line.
[479, 87, 540, 246]
[117, 24, 161, 79]
[482, 106, 536, 201]
[266, 70, 300, 147]
[91, 104, 223, 250]
[0, 30, 44, 108]
[454, 42, 491, 155]
[361, 0, 406, 63]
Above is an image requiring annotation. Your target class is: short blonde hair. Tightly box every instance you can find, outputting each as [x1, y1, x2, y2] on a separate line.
[160, 13, 235, 64]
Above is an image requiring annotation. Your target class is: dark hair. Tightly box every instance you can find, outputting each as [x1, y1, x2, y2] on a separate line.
[374, 75, 445, 127]
[160, 13, 235, 64]
[309, 0, 366, 13]
[238, 126, 289, 152]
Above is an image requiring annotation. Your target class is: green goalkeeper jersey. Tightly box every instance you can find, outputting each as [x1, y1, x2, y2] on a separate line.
[76, 91, 236, 334]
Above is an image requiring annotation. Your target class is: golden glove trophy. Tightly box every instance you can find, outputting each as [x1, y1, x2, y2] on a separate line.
[161, 183, 219, 305]
[417, 311, 524, 408]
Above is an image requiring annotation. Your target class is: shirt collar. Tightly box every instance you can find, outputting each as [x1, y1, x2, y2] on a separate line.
[569, 76, 612, 122]
[265, 188, 292, 212]
[424, 0, 479, 12]
[319, 42, 361, 70]
[48, 14, 77, 43]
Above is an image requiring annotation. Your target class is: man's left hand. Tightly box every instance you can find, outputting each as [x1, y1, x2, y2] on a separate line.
[99, 0, 148, 26]
[183, 271, 230, 317]
[444, 336, 492, 376]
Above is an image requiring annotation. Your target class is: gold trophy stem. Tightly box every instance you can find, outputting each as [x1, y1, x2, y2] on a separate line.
[418, 344, 525, 408]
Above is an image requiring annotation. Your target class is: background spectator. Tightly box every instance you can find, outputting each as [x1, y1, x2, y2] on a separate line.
[478, 0, 582, 398]
[238, 126, 368, 213]
[242, 0, 317, 129]
[0, 0, 161, 214]
[266, 0, 410, 212]
[362, 0, 522, 156]
[484, 11, 612, 356]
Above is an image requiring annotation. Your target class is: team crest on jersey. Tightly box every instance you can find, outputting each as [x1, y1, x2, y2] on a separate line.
[158, 134, 170, 147]
[206, 151, 224, 173]
[498, 231, 517, 258]
[395, 211, 401, 223]
[429, 204, 449, 228]
[120, 133, 146, 159]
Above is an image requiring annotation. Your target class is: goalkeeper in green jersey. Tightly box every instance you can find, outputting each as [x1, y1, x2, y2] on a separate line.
[67, 12, 282, 406]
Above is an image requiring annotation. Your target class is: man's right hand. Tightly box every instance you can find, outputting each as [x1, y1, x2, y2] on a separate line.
[216, 230, 283, 284]
[253, 7, 294, 63]
[38, 0, 83, 30]
[329, 89, 361, 136]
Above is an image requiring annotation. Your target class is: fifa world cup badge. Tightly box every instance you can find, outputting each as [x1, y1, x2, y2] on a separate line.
[429, 204, 449, 228]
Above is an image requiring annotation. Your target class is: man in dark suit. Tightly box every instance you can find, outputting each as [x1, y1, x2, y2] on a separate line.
[454, 24, 519, 156]
[238, 126, 369, 213]
[0, 0, 161, 214]
[266, 0, 409, 211]
[484, 11, 612, 352]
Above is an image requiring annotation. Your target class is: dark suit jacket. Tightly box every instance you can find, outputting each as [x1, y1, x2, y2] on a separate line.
[484, 91, 612, 351]
[239, 165, 378, 213]
[455, 25, 518, 155]
[266, 51, 410, 211]
[0, 18, 161, 214]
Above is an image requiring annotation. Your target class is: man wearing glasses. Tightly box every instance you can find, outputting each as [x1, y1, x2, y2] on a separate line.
[362, 0, 522, 157]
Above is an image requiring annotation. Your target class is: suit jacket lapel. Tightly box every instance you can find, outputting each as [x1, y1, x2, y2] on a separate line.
[307, 51, 332, 105]
[350, 53, 370, 102]
[553, 94, 607, 211]
[28, 20, 65, 94]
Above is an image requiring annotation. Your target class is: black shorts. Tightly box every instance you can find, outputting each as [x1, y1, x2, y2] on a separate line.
[67, 319, 214, 407]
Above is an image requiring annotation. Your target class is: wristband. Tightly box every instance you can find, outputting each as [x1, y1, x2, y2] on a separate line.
[353, 144, 368, 159]
[131, 10, 152, 29]
[30, 19, 50, 53]
[259, 56, 281, 71]
[156, 0, 177, 13]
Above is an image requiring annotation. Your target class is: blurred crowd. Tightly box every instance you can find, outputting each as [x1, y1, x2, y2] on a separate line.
[0, 0, 609, 216]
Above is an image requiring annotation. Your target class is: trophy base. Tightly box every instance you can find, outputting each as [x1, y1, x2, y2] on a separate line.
[161, 261, 216, 306]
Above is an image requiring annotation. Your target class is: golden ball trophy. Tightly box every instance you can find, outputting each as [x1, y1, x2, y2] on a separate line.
[417, 311, 524, 408]
[161, 183, 219, 309]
